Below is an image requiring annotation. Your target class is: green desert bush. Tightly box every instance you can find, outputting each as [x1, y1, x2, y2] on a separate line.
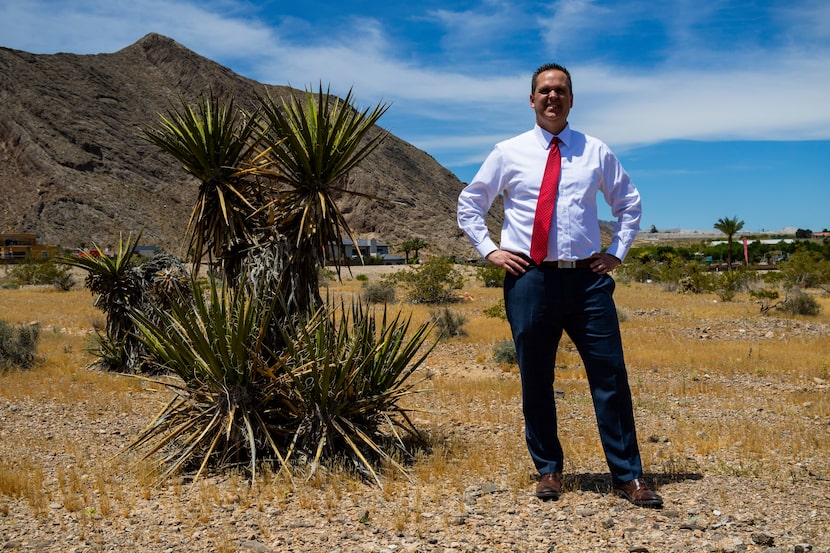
[713, 268, 753, 302]
[779, 250, 830, 289]
[428, 307, 467, 339]
[779, 289, 821, 316]
[0, 320, 40, 372]
[616, 259, 659, 284]
[362, 281, 396, 304]
[492, 340, 517, 365]
[8, 258, 73, 291]
[475, 264, 505, 288]
[389, 256, 465, 304]
[483, 299, 507, 320]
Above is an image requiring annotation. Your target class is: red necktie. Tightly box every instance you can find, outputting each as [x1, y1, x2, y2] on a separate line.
[529, 138, 561, 264]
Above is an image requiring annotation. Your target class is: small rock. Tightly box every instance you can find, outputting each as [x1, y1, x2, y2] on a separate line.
[794, 545, 813, 553]
[712, 516, 733, 529]
[447, 515, 466, 526]
[713, 535, 745, 553]
[239, 541, 270, 553]
[751, 532, 774, 546]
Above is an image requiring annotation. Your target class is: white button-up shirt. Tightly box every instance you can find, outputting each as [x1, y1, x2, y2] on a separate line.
[457, 124, 641, 262]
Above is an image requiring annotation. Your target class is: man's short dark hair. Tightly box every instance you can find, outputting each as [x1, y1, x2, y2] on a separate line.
[532, 63, 572, 94]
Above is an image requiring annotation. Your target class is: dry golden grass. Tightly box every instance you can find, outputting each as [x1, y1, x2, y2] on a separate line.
[1, 267, 829, 547]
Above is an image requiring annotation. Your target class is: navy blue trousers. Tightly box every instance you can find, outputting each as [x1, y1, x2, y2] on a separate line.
[504, 266, 643, 482]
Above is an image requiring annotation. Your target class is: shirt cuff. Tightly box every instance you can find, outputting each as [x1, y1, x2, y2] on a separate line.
[476, 238, 500, 260]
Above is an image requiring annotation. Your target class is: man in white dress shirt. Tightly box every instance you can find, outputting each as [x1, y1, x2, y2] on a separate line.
[457, 63, 662, 508]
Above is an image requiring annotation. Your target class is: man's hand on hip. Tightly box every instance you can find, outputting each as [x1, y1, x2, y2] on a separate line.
[486, 249, 530, 276]
[589, 253, 621, 275]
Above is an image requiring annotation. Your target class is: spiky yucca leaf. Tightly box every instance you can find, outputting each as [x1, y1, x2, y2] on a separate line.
[256, 86, 389, 194]
[247, 86, 390, 313]
[271, 302, 433, 486]
[124, 275, 286, 484]
[144, 95, 262, 278]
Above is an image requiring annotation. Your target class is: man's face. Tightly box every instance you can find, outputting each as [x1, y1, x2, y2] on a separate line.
[530, 69, 573, 134]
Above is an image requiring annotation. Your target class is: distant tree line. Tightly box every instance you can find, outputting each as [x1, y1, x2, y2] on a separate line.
[627, 236, 830, 267]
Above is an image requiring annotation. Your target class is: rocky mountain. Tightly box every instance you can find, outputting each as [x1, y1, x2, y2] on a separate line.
[0, 33, 500, 258]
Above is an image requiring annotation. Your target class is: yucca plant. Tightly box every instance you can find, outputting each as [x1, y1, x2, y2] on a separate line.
[249, 85, 390, 314]
[124, 277, 433, 486]
[131, 87, 436, 487]
[125, 273, 286, 484]
[62, 235, 143, 371]
[144, 95, 263, 280]
[268, 302, 433, 486]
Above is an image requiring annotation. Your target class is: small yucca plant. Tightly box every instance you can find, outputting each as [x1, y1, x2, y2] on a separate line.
[270, 302, 434, 486]
[62, 235, 143, 371]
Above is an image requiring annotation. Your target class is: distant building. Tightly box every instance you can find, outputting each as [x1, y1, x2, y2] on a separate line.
[709, 239, 795, 246]
[328, 238, 404, 265]
[0, 233, 56, 262]
[135, 245, 161, 258]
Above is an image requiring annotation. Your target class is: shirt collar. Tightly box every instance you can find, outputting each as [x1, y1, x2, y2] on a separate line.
[534, 123, 571, 150]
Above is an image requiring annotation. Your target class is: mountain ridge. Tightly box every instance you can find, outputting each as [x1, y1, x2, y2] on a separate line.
[0, 33, 497, 257]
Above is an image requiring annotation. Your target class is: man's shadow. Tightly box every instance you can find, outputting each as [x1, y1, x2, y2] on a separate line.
[559, 471, 703, 494]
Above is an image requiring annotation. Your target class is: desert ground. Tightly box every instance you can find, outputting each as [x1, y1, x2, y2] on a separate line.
[1, 264, 829, 552]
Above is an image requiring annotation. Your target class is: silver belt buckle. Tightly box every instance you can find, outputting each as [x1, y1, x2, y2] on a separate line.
[557, 260, 576, 269]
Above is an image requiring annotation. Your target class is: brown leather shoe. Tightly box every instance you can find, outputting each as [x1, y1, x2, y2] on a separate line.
[535, 471, 563, 500]
[612, 478, 663, 508]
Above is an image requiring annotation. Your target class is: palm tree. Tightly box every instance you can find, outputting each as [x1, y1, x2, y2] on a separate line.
[408, 237, 428, 262]
[714, 216, 745, 270]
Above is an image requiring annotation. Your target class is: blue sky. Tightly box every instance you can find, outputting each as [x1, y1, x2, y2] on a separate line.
[1, 0, 829, 233]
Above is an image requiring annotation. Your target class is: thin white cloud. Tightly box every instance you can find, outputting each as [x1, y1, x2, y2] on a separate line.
[0, 0, 274, 57]
[2, 0, 829, 174]
[424, 0, 530, 56]
[539, 0, 616, 51]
